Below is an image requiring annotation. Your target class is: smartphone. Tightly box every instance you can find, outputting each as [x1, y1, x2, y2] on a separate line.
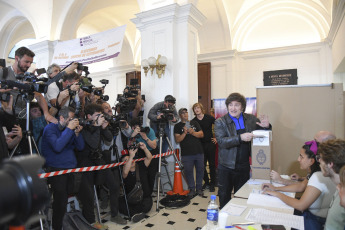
[185, 121, 191, 129]
[36, 68, 46, 75]
[2, 126, 8, 136]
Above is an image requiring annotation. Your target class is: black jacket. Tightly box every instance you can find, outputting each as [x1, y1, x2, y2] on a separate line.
[215, 113, 271, 169]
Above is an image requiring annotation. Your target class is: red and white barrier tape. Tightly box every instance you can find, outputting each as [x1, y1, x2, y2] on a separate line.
[38, 150, 175, 178]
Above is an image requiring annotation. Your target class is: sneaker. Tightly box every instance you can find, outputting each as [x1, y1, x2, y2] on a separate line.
[131, 212, 146, 223]
[92, 222, 109, 230]
[111, 215, 127, 225]
[202, 183, 210, 191]
[196, 190, 204, 197]
[209, 185, 215, 192]
[188, 190, 196, 197]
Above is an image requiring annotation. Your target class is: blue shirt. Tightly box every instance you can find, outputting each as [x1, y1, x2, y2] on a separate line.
[132, 127, 157, 151]
[41, 123, 85, 169]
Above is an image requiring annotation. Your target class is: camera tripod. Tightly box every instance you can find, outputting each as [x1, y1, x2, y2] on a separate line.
[155, 122, 186, 211]
[8, 92, 45, 230]
[9, 93, 41, 158]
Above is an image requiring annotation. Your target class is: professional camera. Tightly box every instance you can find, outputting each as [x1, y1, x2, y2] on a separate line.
[140, 127, 150, 133]
[160, 104, 175, 121]
[103, 113, 128, 135]
[65, 84, 77, 96]
[19, 72, 48, 83]
[77, 63, 90, 77]
[78, 117, 92, 126]
[127, 142, 139, 151]
[93, 88, 109, 101]
[116, 94, 137, 114]
[0, 155, 49, 226]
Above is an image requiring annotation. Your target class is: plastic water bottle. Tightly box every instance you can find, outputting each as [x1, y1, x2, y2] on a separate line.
[207, 195, 219, 229]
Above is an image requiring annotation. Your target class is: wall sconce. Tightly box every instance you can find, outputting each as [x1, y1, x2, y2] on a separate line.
[141, 54, 167, 78]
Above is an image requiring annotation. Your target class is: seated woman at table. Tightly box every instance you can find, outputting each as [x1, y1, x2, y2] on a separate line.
[262, 140, 336, 230]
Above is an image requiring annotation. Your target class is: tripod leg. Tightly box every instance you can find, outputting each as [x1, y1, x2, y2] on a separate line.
[8, 142, 20, 159]
[94, 185, 102, 224]
[31, 135, 41, 155]
[155, 135, 163, 212]
[113, 144, 131, 219]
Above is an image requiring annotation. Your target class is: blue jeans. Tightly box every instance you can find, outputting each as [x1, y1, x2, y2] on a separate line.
[181, 154, 204, 191]
[218, 164, 250, 209]
[303, 209, 326, 230]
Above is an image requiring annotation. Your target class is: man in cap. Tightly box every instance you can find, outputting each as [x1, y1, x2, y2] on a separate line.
[148, 95, 179, 153]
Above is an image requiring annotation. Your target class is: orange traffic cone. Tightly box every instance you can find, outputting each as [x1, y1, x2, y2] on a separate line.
[167, 149, 189, 196]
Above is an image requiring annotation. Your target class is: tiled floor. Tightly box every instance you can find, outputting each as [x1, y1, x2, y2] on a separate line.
[100, 188, 219, 230]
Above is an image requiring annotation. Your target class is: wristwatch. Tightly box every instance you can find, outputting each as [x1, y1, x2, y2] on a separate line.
[145, 138, 149, 142]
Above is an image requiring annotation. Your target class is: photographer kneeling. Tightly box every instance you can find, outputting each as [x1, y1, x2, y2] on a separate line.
[130, 117, 158, 195]
[77, 104, 126, 228]
[119, 142, 153, 222]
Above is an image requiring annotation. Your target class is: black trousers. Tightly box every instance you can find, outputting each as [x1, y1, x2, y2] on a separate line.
[78, 168, 120, 223]
[49, 172, 75, 230]
[145, 157, 159, 195]
[202, 142, 217, 186]
[217, 164, 250, 209]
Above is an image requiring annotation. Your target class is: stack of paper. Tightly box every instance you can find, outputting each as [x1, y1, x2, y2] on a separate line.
[246, 208, 304, 230]
[247, 192, 294, 210]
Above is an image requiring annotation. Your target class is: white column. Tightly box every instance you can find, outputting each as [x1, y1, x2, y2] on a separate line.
[131, 3, 206, 122]
[29, 40, 58, 68]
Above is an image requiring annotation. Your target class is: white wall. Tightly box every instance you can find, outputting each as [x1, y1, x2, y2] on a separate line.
[199, 42, 333, 99]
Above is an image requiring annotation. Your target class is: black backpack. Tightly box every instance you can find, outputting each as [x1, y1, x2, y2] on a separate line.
[62, 211, 98, 230]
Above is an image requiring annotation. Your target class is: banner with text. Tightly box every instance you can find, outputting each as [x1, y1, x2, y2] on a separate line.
[52, 25, 126, 67]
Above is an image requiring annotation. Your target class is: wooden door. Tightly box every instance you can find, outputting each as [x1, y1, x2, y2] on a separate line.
[126, 71, 141, 87]
[197, 62, 211, 113]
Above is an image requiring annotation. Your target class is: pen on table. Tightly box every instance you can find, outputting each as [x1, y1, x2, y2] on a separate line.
[232, 222, 255, 226]
[225, 226, 245, 229]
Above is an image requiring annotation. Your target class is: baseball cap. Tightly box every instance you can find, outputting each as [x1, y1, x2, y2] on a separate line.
[164, 95, 176, 103]
[178, 108, 188, 115]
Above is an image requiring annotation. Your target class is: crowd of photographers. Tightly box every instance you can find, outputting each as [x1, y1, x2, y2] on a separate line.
[0, 47, 191, 230]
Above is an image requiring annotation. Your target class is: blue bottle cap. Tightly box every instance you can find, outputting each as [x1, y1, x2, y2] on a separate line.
[211, 195, 216, 200]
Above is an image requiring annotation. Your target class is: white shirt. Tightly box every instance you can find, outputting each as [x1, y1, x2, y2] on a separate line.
[45, 81, 79, 108]
[307, 171, 336, 218]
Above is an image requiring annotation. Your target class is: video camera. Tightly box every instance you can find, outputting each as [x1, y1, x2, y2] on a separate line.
[0, 79, 47, 95]
[116, 79, 142, 114]
[79, 78, 109, 101]
[160, 104, 176, 121]
[103, 113, 128, 135]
